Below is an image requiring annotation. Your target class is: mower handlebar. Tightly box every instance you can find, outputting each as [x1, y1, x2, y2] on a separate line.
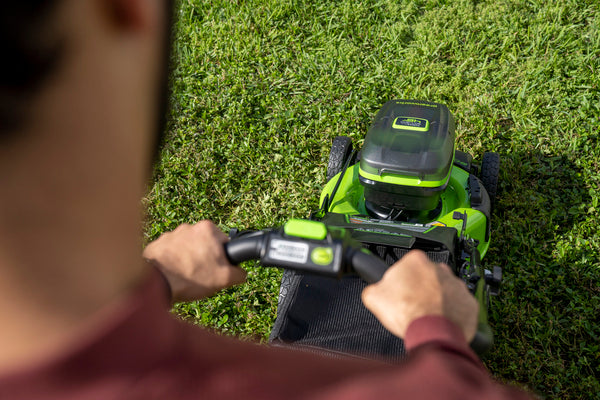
[224, 235, 264, 265]
[224, 230, 388, 283]
[470, 323, 494, 355]
[349, 249, 389, 284]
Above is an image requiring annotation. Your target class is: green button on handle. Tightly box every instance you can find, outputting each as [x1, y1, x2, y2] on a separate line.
[284, 219, 328, 240]
[311, 247, 334, 265]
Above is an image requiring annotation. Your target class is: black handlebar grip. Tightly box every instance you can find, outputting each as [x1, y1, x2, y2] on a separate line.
[470, 322, 494, 355]
[224, 236, 264, 265]
[351, 250, 389, 284]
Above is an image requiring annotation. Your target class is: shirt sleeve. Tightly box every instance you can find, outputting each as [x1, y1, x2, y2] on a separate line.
[404, 315, 483, 366]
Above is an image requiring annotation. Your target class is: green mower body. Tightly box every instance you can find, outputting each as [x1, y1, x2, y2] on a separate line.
[312, 100, 502, 351]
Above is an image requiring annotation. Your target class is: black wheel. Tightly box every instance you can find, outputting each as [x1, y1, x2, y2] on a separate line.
[326, 136, 353, 181]
[480, 152, 500, 206]
[277, 269, 294, 307]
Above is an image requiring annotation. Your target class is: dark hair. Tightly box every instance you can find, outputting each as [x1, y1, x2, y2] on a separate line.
[0, 1, 64, 134]
[0, 1, 174, 167]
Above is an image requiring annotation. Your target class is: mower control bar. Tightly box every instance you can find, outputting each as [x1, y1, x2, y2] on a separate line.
[224, 219, 492, 354]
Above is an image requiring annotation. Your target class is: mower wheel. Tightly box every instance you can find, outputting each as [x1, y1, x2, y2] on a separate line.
[480, 152, 500, 206]
[327, 136, 353, 181]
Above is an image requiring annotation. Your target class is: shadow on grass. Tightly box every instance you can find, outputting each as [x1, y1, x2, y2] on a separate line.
[484, 150, 599, 398]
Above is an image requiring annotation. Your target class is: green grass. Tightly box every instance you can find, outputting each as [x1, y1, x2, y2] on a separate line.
[144, 0, 600, 398]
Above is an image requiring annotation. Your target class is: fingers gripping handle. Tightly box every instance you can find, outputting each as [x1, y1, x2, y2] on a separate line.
[351, 250, 389, 283]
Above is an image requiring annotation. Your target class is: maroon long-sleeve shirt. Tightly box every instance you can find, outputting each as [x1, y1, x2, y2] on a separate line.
[0, 270, 533, 399]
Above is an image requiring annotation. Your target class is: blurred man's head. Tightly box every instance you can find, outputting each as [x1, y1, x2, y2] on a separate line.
[0, 0, 174, 242]
[0, 0, 172, 158]
[0, 1, 175, 368]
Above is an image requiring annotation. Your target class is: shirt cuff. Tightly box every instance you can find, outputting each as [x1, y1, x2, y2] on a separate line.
[404, 315, 468, 352]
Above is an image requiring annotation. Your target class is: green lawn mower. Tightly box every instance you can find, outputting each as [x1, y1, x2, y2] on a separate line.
[226, 99, 502, 360]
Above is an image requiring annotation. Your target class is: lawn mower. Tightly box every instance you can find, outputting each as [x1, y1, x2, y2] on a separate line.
[225, 99, 502, 361]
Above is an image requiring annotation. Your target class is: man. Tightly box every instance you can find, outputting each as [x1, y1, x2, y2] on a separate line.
[0, 1, 532, 398]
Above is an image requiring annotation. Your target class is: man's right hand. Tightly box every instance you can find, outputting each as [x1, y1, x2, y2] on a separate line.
[143, 221, 247, 303]
[361, 250, 478, 343]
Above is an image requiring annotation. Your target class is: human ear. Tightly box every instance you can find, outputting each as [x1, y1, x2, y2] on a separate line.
[102, 0, 160, 32]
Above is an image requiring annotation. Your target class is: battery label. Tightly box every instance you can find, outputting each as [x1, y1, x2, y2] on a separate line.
[392, 117, 429, 132]
[268, 239, 309, 264]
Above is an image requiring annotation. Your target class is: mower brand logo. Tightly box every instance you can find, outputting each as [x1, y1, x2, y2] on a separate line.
[392, 117, 429, 132]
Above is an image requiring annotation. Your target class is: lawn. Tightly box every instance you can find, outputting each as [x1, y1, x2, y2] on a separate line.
[144, 0, 600, 398]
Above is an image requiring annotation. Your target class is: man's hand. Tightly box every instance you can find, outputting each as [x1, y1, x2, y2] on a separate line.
[361, 250, 478, 342]
[143, 221, 247, 302]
